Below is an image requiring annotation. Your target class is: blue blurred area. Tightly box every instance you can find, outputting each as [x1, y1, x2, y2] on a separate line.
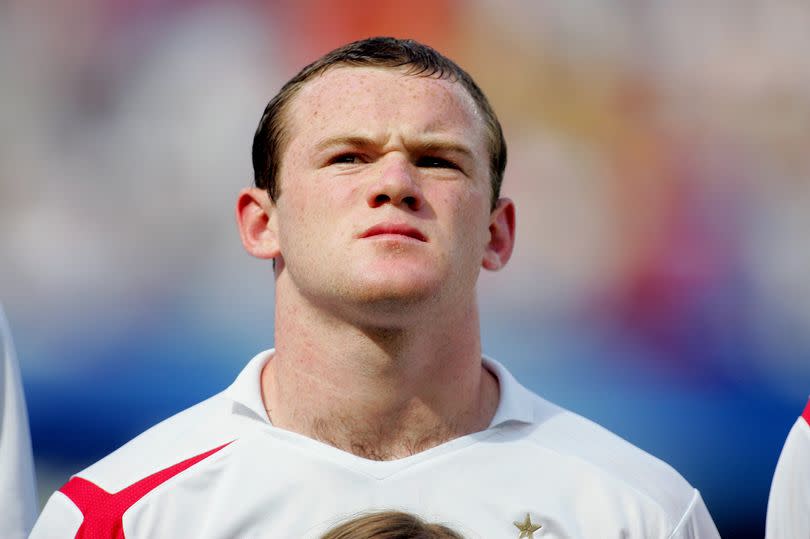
[22, 312, 250, 462]
[16, 296, 259, 473]
[18, 301, 807, 538]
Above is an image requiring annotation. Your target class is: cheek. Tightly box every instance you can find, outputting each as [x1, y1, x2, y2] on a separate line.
[438, 190, 491, 247]
[276, 190, 317, 256]
[277, 181, 353, 248]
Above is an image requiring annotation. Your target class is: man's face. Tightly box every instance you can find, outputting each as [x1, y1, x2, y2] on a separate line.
[270, 66, 502, 320]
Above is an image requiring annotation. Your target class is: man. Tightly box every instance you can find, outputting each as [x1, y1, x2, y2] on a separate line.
[0, 304, 38, 539]
[32, 37, 719, 538]
[766, 398, 810, 538]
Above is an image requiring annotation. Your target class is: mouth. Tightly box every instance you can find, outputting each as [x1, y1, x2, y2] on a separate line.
[359, 224, 428, 242]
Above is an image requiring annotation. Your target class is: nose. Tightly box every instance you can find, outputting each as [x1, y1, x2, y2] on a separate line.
[366, 155, 423, 211]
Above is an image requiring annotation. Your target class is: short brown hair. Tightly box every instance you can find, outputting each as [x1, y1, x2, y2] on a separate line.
[321, 511, 464, 539]
[252, 37, 506, 208]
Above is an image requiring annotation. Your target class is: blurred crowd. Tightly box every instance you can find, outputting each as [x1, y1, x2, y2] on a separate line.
[2, 1, 809, 537]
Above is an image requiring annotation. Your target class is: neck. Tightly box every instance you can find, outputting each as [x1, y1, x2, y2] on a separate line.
[261, 283, 499, 460]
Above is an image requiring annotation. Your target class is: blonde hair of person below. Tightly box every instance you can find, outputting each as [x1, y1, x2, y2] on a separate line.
[321, 511, 464, 539]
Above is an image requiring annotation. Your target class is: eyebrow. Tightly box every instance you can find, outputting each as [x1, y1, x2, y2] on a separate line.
[413, 139, 475, 161]
[314, 135, 377, 153]
[313, 135, 476, 161]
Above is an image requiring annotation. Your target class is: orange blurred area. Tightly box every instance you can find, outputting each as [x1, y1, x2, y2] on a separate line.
[270, 0, 460, 66]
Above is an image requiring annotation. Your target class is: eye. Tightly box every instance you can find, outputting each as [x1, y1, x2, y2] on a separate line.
[328, 153, 362, 165]
[415, 156, 459, 170]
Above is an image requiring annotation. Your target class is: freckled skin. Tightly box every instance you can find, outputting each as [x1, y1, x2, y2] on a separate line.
[235, 64, 515, 456]
[273, 67, 494, 328]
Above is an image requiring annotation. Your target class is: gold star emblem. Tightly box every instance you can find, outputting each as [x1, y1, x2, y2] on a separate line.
[514, 513, 541, 538]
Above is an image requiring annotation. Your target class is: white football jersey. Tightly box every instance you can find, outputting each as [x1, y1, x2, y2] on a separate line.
[32, 350, 719, 538]
[0, 305, 38, 539]
[766, 398, 810, 539]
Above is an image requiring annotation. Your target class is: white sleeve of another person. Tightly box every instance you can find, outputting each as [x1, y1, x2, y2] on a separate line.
[0, 305, 38, 539]
[766, 400, 810, 539]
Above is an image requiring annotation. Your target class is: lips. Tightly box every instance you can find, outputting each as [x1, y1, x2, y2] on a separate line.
[359, 223, 427, 242]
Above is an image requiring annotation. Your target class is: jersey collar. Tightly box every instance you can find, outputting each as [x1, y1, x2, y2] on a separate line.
[483, 355, 537, 427]
[224, 350, 537, 427]
[223, 349, 274, 423]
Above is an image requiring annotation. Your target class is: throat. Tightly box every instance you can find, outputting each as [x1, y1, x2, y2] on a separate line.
[263, 361, 500, 461]
[308, 411, 464, 461]
[262, 317, 501, 460]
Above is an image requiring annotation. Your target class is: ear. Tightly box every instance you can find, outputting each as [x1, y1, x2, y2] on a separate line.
[236, 187, 280, 260]
[482, 197, 515, 271]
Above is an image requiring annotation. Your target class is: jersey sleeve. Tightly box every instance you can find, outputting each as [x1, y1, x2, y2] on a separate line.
[766, 401, 810, 539]
[0, 305, 38, 539]
[28, 491, 83, 539]
[668, 490, 720, 539]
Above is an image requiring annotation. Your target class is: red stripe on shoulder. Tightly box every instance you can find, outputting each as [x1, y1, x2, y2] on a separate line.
[802, 398, 810, 426]
[59, 441, 232, 539]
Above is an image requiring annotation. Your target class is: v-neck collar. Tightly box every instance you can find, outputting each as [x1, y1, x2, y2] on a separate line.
[221, 349, 537, 476]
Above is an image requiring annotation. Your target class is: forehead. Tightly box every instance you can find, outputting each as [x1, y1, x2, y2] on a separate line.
[283, 66, 487, 149]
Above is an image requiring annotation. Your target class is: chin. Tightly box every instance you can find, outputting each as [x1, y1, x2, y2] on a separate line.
[356, 277, 439, 305]
[337, 268, 442, 312]
[347, 294, 439, 332]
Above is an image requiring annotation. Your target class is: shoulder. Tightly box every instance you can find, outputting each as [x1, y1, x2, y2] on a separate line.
[30, 350, 275, 538]
[67, 349, 273, 493]
[519, 401, 717, 537]
[526, 405, 697, 506]
[0, 304, 38, 539]
[30, 391, 241, 538]
[486, 357, 713, 534]
[770, 398, 810, 482]
[766, 398, 810, 539]
[782, 399, 810, 452]
[84, 391, 239, 491]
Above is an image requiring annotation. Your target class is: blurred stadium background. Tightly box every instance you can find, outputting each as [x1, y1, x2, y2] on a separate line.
[2, 1, 810, 537]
